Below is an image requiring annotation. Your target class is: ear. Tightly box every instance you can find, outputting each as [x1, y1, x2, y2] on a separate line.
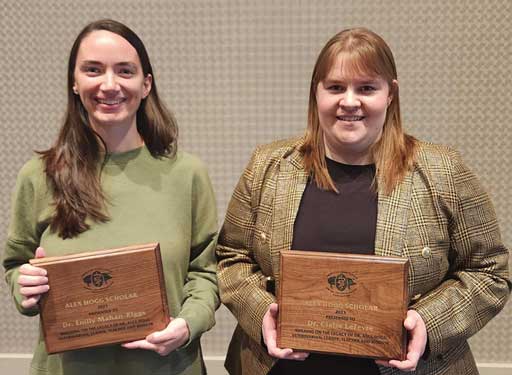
[72, 84, 79, 95]
[388, 79, 398, 106]
[142, 74, 152, 99]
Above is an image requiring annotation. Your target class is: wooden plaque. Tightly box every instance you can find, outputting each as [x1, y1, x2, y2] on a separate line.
[30, 242, 169, 354]
[277, 250, 409, 360]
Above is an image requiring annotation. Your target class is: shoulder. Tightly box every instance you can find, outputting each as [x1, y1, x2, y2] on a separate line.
[413, 141, 485, 197]
[17, 156, 45, 179]
[152, 150, 209, 176]
[171, 151, 213, 187]
[253, 136, 303, 159]
[174, 150, 208, 171]
[14, 156, 47, 193]
[415, 141, 460, 166]
[414, 141, 465, 178]
[250, 136, 304, 169]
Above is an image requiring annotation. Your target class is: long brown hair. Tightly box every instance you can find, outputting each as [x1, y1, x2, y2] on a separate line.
[301, 27, 417, 194]
[39, 19, 178, 239]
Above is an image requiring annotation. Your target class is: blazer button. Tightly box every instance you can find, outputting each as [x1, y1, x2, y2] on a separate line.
[260, 232, 267, 242]
[421, 247, 431, 258]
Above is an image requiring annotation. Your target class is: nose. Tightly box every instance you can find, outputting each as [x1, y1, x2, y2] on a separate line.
[339, 89, 360, 110]
[100, 71, 119, 92]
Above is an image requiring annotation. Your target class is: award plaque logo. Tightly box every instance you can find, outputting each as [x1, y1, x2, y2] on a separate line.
[327, 272, 357, 295]
[82, 269, 113, 290]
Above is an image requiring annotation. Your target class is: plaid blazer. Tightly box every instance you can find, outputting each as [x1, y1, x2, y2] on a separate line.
[217, 137, 510, 375]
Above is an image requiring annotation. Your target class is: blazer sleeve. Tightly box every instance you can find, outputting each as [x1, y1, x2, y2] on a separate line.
[411, 149, 511, 357]
[216, 147, 276, 345]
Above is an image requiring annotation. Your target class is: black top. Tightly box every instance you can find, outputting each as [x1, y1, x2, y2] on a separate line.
[292, 158, 377, 254]
[269, 158, 379, 375]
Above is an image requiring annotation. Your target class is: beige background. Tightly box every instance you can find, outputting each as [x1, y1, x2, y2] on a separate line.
[1, 0, 510, 372]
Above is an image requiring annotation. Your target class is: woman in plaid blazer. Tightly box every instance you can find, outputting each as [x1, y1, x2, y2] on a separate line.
[217, 28, 510, 375]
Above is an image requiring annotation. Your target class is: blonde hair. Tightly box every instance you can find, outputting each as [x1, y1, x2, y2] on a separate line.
[301, 27, 417, 194]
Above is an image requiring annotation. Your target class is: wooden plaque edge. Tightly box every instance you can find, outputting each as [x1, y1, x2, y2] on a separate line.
[277, 250, 410, 360]
[31, 242, 170, 353]
[29, 242, 161, 266]
[154, 243, 171, 329]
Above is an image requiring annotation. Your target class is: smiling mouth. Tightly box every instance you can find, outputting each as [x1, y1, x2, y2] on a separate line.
[96, 98, 126, 105]
[337, 115, 365, 121]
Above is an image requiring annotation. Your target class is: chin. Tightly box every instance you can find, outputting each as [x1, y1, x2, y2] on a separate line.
[334, 133, 365, 144]
[93, 115, 128, 126]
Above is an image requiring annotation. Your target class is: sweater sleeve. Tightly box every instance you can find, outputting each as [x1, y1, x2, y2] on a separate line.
[177, 160, 220, 345]
[3, 159, 49, 316]
[411, 150, 511, 356]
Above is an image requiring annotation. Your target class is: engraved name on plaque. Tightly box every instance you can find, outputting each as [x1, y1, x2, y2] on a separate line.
[277, 250, 409, 360]
[30, 243, 169, 353]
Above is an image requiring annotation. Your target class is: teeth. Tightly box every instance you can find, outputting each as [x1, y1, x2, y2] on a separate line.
[337, 116, 364, 121]
[97, 98, 124, 105]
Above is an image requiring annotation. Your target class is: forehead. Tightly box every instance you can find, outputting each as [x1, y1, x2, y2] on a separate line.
[323, 52, 380, 81]
[76, 30, 140, 64]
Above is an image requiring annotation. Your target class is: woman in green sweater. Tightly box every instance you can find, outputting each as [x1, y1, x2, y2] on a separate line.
[3, 19, 219, 375]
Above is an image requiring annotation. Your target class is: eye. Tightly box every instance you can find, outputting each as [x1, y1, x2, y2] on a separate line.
[118, 68, 135, 77]
[327, 84, 345, 92]
[360, 85, 377, 93]
[82, 66, 101, 74]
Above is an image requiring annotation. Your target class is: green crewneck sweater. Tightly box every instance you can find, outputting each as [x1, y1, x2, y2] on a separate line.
[3, 146, 219, 375]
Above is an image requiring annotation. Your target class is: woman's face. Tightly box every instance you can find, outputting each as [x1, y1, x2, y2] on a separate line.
[73, 30, 152, 133]
[316, 56, 395, 165]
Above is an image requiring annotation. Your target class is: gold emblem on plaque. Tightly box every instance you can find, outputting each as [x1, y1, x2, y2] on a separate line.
[327, 272, 358, 295]
[82, 269, 114, 290]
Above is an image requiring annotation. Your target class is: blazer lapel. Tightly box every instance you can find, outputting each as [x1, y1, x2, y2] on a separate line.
[375, 171, 414, 257]
[270, 148, 308, 280]
[268, 143, 414, 277]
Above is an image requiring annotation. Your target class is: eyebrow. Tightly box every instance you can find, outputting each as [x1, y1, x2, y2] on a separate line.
[79, 60, 138, 68]
[323, 77, 381, 84]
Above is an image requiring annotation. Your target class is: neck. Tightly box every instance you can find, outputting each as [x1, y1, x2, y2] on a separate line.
[324, 145, 373, 165]
[91, 121, 143, 153]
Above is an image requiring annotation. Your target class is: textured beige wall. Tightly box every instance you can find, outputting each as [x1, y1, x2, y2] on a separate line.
[1, 0, 510, 365]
